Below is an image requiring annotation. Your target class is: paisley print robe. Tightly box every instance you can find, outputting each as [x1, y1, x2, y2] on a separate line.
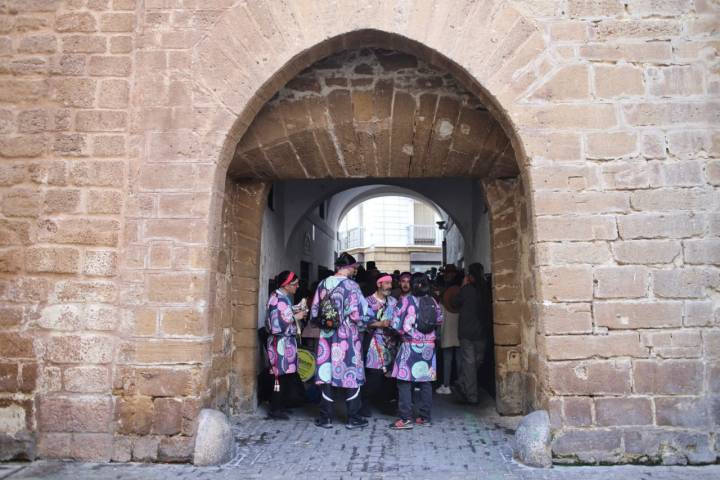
[265, 289, 298, 376]
[310, 275, 369, 388]
[390, 295, 444, 382]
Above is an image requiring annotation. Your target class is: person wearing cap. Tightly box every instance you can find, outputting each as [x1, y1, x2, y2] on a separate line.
[265, 270, 306, 420]
[310, 252, 370, 429]
[360, 272, 398, 417]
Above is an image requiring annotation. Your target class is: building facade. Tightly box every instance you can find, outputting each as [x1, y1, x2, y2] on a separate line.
[0, 0, 718, 466]
[338, 196, 443, 272]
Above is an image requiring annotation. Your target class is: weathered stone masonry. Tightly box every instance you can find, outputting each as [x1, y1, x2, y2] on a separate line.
[0, 0, 718, 466]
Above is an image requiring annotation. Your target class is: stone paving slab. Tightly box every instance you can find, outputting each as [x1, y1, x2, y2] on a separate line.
[4, 460, 720, 480]
[3, 394, 719, 479]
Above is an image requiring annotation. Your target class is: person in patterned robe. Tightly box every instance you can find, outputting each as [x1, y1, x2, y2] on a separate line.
[360, 273, 399, 417]
[389, 273, 444, 429]
[310, 252, 370, 429]
[265, 270, 306, 420]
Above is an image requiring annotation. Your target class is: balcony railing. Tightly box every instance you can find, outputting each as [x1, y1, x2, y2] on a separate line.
[407, 224, 440, 245]
[338, 227, 363, 250]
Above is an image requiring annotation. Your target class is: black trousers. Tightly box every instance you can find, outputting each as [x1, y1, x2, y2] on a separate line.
[319, 384, 361, 422]
[269, 374, 293, 413]
[361, 368, 385, 410]
[397, 380, 432, 421]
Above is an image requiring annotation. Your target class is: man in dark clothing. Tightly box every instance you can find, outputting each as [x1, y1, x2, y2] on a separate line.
[450, 263, 490, 404]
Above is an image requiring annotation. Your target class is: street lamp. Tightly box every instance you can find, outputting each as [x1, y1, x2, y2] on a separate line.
[436, 220, 447, 265]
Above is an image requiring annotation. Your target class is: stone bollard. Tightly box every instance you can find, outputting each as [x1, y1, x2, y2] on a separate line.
[514, 410, 552, 468]
[192, 409, 235, 466]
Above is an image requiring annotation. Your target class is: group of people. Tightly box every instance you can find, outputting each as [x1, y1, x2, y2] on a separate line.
[264, 251, 491, 430]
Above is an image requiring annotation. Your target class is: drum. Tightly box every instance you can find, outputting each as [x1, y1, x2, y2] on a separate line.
[442, 285, 461, 314]
[297, 348, 316, 382]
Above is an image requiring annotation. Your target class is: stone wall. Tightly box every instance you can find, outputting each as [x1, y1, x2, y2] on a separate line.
[0, 0, 717, 466]
[1, 0, 137, 462]
[217, 180, 269, 414]
[484, 178, 537, 415]
[523, 2, 720, 463]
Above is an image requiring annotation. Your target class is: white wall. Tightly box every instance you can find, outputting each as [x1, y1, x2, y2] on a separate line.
[257, 188, 286, 328]
[445, 221, 465, 268]
[256, 184, 335, 327]
[444, 180, 491, 272]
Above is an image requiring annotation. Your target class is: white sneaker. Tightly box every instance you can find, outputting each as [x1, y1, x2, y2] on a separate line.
[436, 385, 451, 395]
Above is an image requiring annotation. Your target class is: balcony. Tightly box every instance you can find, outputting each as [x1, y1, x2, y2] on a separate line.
[338, 227, 363, 250]
[407, 224, 440, 246]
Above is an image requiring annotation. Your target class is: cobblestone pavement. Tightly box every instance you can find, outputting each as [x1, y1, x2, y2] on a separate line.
[2, 393, 719, 479]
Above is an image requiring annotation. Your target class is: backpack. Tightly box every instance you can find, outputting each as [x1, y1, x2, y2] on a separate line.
[415, 295, 438, 334]
[318, 283, 342, 331]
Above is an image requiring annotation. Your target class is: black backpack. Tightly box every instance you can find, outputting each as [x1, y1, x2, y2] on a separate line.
[415, 295, 438, 334]
[318, 284, 342, 331]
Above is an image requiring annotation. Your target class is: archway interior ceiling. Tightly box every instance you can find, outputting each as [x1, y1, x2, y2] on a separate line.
[230, 48, 518, 180]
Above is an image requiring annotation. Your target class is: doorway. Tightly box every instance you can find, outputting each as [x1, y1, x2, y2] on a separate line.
[211, 46, 536, 418]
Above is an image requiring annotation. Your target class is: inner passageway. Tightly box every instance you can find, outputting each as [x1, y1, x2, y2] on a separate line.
[253, 179, 498, 422]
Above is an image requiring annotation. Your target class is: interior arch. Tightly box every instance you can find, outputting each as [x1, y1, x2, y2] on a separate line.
[281, 182, 466, 249]
[334, 187, 447, 231]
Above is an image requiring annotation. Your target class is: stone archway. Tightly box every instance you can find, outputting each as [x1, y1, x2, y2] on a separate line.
[117, 0, 554, 463]
[210, 42, 537, 416]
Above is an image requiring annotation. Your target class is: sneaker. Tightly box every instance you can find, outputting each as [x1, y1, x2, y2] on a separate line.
[389, 418, 413, 430]
[267, 410, 289, 420]
[314, 417, 333, 429]
[415, 417, 432, 427]
[346, 417, 369, 430]
[435, 385, 451, 395]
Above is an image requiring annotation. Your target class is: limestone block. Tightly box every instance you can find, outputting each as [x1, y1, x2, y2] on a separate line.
[595, 397, 652, 426]
[633, 359, 703, 395]
[548, 359, 632, 395]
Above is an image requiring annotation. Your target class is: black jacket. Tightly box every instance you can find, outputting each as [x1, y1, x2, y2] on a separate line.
[451, 283, 490, 341]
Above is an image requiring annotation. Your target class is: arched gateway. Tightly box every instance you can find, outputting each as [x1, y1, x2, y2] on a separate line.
[140, 3, 548, 462]
[213, 43, 536, 419]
